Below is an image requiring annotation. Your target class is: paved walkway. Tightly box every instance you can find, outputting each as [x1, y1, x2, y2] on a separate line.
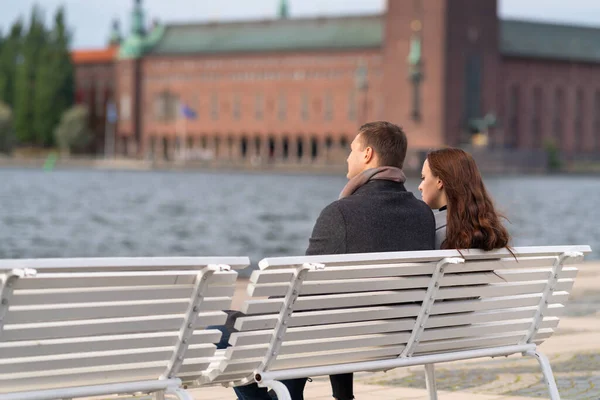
[191, 262, 600, 399]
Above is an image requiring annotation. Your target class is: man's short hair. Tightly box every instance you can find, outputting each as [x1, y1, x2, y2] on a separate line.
[358, 121, 408, 169]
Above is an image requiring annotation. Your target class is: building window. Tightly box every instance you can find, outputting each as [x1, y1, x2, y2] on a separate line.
[96, 83, 104, 117]
[508, 84, 520, 148]
[301, 92, 309, 121]
[324, 91, 333, 121]
[594, 91, 600, 152]
[348, 91, 356, 121]
[154, 91, 179, 121]
[233, 94, 241, 120]
[575, 88, 585, 153]
[255, 93, 264, 120]
[120, 94, 131, 121]
[531, 87, 542, 149]
[211, 93, 219, 120]
[278, 92, 286, 121]
[465, 53, 482, 122]
[553, 88, 564, 147]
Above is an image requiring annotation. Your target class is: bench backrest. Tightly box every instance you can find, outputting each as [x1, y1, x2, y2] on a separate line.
[0, 256, 249, 395]
[205, 246, 590, 386]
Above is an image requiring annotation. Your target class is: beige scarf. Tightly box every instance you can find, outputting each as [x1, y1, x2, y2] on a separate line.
[339, 166, 407, 199]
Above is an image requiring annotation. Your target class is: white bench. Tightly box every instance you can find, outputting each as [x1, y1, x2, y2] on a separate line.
[200, 245, 591, 400]
[0, 256, 250, 400]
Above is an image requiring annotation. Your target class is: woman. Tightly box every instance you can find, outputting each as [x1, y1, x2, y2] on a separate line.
[418, 148, 510, 250]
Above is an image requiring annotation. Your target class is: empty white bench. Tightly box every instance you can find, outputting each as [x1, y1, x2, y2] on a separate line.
[200, 245, 590, 400]
[0, 256, 250, 400]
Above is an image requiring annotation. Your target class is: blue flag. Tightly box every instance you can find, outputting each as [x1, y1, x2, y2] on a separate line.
[180, 104, 197, 120]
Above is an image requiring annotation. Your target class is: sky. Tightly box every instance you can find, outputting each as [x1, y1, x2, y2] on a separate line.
[1, 0, 600, 49]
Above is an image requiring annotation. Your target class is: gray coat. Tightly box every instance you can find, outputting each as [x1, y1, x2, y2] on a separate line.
[434, 209, 447, 250]
[306, 180, 436, 256]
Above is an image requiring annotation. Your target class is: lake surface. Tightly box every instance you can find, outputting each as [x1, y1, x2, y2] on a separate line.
[0, 168, 597, 276]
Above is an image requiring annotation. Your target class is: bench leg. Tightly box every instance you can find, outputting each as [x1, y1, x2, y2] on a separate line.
[424, 364, 438, 400]
[524, 350, 560, 400]
[258, 380, 291, 400]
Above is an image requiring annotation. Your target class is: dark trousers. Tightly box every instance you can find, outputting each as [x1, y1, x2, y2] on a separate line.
[234, 378, 308, 400]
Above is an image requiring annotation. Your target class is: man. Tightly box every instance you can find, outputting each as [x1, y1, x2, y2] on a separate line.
[235, 121, 436, 400]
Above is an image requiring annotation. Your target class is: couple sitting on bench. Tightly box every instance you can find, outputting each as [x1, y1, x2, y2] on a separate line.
[226, 121, 512, 400]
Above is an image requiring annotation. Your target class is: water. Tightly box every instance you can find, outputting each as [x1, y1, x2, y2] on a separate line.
[0, 168, 597, 276]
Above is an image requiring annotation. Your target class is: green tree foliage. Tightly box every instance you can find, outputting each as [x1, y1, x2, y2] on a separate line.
[0, 102, 14, 153]
[0, 20, 24, 108]
[34, 7, 75, 146]
[54, 105, 91, 154]
[14, 6, 47, 145]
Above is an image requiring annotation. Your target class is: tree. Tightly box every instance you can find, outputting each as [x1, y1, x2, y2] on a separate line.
[54, 105, 91, 155]
[0, 20, 24, 108]
[0, 102, 14, 154]
[34, 7, 74, 147]
[14, 6, 47, 145]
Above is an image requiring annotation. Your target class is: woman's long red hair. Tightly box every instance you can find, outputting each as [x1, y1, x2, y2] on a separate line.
[427, 148, 511, 251]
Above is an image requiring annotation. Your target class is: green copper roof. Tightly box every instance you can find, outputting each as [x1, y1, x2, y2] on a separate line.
[501, 19, 600, 63]
[148, 15, 383, 55]
[142, 15, 600, 64]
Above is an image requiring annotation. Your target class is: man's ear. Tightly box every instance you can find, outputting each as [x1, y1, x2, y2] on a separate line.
[364, 146, 374, 163]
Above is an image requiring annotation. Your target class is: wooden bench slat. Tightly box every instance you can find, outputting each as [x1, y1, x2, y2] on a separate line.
[0, 330, 221, 359]
[229, 319, 417, 347]
[250, 257, 562, 284]
[5, 297, 233, 324]
[249, 272, 575, 297]
[14, 270, 237, 290]
[11, 285, 234, 306]
[235, 281, 573, 332]
[0, 364, 166, 394]
[415, 329, 554, 354]
[226, 332, 412, 360]
[217, 345, 406, 375]
[433, 291, 569, 314]
[2, 311, 227, 341]
[235, 304, 422, 331]
[243, 289, 569, 316]
[427, 304, 564, 328]
[242, 290, 427, 315]
[422, 317, 559, 342]
[0, 347, 174, 374]
[0, 256, 250, 272]
[257, 246, 590, 269]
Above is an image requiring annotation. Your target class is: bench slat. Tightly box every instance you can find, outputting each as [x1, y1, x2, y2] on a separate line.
[226, 332, 412, 360]
[217, 345, 405, 375]
[235, 280, 573, 331]
[415, 329, 554, 354]
[250, 257, 562, 284]
[0, 347, 174, 374]
[5, 297, 232, 324]
[249, 273, 574, 297]
[235, 305, 422, 331]
[229, 319, 418, 347]
[0, 256, 250, 272]
[422, 317, 559, 342]
[243, 288, 570, 316]
[11, 285, 234, 306]
[2, 312, 227, 341]
[258, 246, 590, 269]
[427, 304, 564, 328]
[0, 330, 221, 359]
[14, 270, 237, 290]
[0, 364, 166, 394]
[243, 290, 427, 315]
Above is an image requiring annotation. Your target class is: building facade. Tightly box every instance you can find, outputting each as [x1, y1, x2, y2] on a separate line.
[76, 0, 600, 165]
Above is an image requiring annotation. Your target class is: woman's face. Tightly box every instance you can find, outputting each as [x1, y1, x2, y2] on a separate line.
[418, 159, 445, 209]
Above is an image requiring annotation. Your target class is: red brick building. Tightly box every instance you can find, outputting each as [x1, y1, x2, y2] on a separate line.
[78, 0, 600, 165]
